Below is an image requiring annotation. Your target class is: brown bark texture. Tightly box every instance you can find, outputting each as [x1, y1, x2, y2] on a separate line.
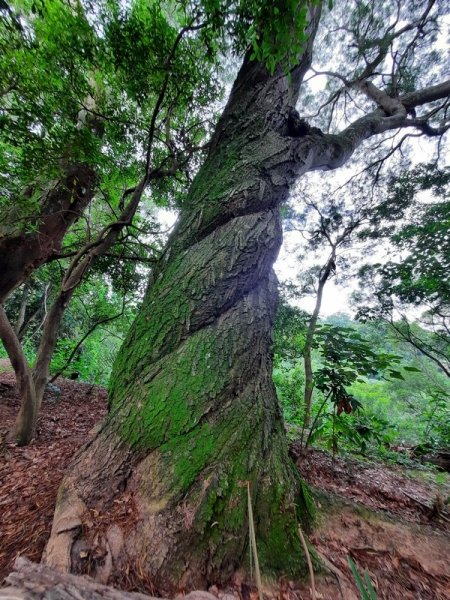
[42, 29, 322, 591]
[0, 163, 96, 303]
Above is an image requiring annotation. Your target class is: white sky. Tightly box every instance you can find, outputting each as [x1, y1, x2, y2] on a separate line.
[275, 234, 355, 316]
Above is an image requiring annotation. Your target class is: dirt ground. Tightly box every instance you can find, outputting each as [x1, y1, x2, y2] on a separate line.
[0, 366, 449, 599]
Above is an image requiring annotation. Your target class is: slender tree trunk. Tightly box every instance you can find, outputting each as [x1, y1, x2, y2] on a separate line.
[0, 281, 62, 445]
[0, 306, 36, 445]
[302, 251, 336, 431]
[15, 283, 51, 342]
[33, 291, 73, 412]
[0, 162, 95, 441]
[43, 23, 323, 589]
[14, 284, 29, 339]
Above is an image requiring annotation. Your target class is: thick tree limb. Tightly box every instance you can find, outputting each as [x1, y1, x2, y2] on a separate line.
[0, 557, 220, 600]
[299, 78, 450, 173]
[0, 164, 96, 302]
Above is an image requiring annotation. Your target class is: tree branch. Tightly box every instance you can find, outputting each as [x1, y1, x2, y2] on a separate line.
[49, 306, 125, 383]
[301, 79, 450, 172]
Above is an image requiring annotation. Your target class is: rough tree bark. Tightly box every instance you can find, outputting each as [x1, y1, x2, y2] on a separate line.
[43, 7, 450, 593]
[0, 164, 96, 303]
[1, 558, 211, 600]
[43, 21, 322, 590]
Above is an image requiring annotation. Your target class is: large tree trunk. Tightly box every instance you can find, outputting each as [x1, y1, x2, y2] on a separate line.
[12, 15, 450, 583]
[43, 17, 323, 592]
[44, 7, 450, 588]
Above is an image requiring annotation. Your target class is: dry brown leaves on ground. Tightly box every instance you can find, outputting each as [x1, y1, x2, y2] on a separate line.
[0, 370, 107, 581]
[296, 446, 450, 526]
[296, 448, 450, 599]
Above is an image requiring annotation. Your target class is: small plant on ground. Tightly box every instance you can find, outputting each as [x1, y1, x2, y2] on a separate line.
[348, 557, 378, 599]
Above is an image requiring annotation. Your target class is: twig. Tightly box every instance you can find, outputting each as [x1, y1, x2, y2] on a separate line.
[298, 526, 317, 600]
[314, 549, 349, 600]
[49, 308, 124, 383]
[247, 482, 263, 600]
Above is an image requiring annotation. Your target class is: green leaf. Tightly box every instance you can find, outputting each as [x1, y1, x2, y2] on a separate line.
[364, 571, 378, 600]
[389, 370, 405, 380]
[348, 557, 378, 599]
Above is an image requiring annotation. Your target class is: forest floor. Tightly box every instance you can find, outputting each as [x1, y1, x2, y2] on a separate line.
[0, 364, 449, 600]
[0, 364, 108, 582]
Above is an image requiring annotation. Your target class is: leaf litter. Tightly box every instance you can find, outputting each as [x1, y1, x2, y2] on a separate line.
[0, 369, 107, 581]
[0, 368, 449, 599]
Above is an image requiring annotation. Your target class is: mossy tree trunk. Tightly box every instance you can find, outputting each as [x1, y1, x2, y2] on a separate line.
[43, 6, 450, 591]
[44, 47, 321, 591]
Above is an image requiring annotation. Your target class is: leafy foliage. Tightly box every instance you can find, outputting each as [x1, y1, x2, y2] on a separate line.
[0, 0, 226, 232]
[199, 0, 321, 74]
[357, 165, 450, 380]
[313, 324, 405, 406]
[273, 301, 450, 457]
